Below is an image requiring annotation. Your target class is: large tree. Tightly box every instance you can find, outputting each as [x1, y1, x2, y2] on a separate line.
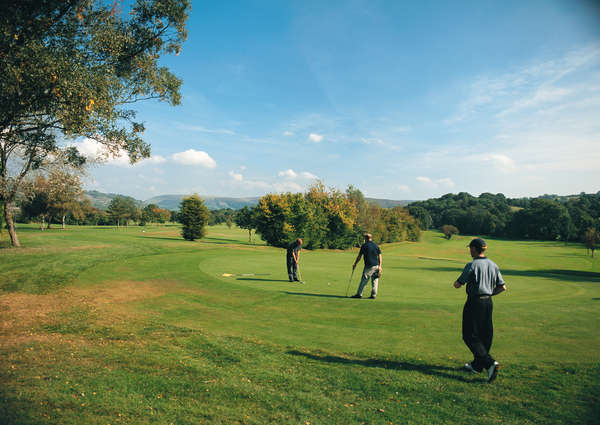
[0, 0, 189, 246]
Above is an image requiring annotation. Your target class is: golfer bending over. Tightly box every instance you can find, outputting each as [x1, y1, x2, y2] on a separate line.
[286, 238, 303, 282]
[351, 233, 382, 299]
[454, 238, 506, 383]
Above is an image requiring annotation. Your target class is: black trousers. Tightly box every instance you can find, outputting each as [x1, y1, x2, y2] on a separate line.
[286, 257, 298, 281]
[462, 296, 495, 371]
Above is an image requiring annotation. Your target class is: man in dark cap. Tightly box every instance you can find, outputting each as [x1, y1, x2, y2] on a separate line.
[453, 238, 507, 383]
[286, 238, 303, 282]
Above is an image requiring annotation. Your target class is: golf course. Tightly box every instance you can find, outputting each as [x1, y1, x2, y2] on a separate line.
[0, 224, 599, 424]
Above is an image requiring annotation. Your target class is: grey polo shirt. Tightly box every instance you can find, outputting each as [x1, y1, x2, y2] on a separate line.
[457, 257, 505, 298]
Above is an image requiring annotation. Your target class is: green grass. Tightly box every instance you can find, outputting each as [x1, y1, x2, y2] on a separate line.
[0, 224, 599, 424]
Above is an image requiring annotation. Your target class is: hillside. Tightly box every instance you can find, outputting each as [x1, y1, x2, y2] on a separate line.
[84, 191, 411, 211]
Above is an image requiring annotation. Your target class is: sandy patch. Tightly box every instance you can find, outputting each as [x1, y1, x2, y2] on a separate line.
[0, 279, 191, 348]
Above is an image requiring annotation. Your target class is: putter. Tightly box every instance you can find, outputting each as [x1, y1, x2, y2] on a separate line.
[345, 268, 355, 297]
[296, 264, 305, 284]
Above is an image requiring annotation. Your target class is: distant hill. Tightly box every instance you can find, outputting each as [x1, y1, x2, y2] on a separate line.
[143, 194, 261, 211]
[84, 190, 411, 211]
[366, 198, 412, 208]
[84, 190, 143, 210]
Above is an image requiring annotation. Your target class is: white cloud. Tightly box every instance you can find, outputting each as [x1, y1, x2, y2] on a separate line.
[300, 171, 318, 180]
[283, 131, 294, 136]
[229, 170, 243, 181]
[445, 44, 600, 125]
[416, 176, 455, 188]
[308, 133, 324, 143]
[480, 153, 517, 172]
[278, 169, 298, 179]
[70, 138, 169, 167]
[278, 169, 318, 180]
[140, 155, 167, 165]
[171, 149, 217, 168]
[176, 123, 235, 135]
[397, 185, 409, 192]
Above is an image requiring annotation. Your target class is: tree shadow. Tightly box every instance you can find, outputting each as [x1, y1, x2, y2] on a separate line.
[287, 350, 472, 382]
[137, 236, 185, 241]
[419, 266, 600, 283]
[285, 292, 362, 299]
[500, 269, 600, 283]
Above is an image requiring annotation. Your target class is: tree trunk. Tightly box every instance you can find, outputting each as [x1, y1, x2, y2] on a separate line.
[3, 202, 20, 247]
[62, 215, 65, 229]
[40, 216, 45, 231]
[248, 229, 252, 242]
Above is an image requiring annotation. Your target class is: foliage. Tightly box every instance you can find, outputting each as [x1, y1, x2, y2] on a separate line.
[234, 206, 256, 242]
[106, 195, 137, 226]
[209, 208, 235, 226]
[140, 204, 171, 225]
[253, 183, 419, 249]
[441, 224, 459, 239]
[180, 194, 209, 241]
[0, 0, 190, 246]
[409, 192, 600, 246]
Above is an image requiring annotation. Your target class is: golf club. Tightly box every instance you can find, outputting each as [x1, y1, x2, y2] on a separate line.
[297, 263, 305, 284]
[345, 268, 355, 297]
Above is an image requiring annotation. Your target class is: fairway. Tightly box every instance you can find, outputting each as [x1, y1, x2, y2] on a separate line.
[1, 225, 599, 424]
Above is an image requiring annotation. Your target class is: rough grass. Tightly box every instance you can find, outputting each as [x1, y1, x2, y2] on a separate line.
[0, 224, 599, 424]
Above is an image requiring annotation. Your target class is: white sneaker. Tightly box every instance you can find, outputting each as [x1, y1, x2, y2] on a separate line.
[464, 362, 479, 373]
[487, 361, 499, 383]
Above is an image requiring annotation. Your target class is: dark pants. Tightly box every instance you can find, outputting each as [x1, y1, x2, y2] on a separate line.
[287, 256, 298, 281]
[462, 296, 495, 371]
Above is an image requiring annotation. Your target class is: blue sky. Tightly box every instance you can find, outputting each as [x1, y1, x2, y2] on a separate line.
[78, 0, 600, 201]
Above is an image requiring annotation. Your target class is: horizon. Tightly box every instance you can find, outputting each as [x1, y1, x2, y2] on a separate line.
[85, 188, 600, 204]
[75, 1, 600, 201]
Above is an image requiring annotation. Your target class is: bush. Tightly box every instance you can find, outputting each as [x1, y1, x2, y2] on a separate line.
[441, 224, 459, 240]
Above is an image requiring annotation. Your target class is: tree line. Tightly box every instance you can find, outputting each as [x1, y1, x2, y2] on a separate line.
[408, 192, 600, 252]
[232, 183, 421, 249]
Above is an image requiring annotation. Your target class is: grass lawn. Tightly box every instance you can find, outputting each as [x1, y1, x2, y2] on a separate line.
[1, 224, 599, 424]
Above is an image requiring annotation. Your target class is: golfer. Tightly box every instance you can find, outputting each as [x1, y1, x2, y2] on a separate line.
[286, 238, 303, 282]
[351, 233, 382, 299]
[453, 238, 506, 383]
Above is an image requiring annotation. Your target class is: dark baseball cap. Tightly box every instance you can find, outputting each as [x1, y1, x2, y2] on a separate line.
[468, 238, 487, 250]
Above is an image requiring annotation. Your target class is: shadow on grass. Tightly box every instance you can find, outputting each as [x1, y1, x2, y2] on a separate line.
[420, 265, 600, 283]
[236, 278, 291, 283]
[287, 350, 472, 382]
[285, 292, 358, 299]
[201, 237, 257, 246]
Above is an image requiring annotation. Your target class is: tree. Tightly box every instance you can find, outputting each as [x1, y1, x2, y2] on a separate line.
[46, 169, 83, 229]
[20, 176, 51, 229]
[107, 196, 137, 227]
[408, 205, 432, 230]
[583, 227, 599, 257]
[441, 224, 459, 240]
[0, 0, 190, 246]
[234, 206, 255, 242]
[180, 194, 209, 241]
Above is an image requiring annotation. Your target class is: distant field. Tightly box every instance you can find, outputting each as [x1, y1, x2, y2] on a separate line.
[1, 224, 598, 424]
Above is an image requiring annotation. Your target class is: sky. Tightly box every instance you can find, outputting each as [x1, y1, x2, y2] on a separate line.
[77, 0, 600, 201]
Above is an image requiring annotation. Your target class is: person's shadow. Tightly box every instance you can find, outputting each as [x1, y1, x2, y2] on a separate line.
[287, 350, 474, 383]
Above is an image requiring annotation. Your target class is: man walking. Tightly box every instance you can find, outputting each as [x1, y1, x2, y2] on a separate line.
[453, 238, 507, 383]
[351, 233, 382, 299]
[286, 238, 303, 282]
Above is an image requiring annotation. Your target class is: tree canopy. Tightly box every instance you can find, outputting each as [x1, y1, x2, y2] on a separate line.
[0, 0, 189, 246]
